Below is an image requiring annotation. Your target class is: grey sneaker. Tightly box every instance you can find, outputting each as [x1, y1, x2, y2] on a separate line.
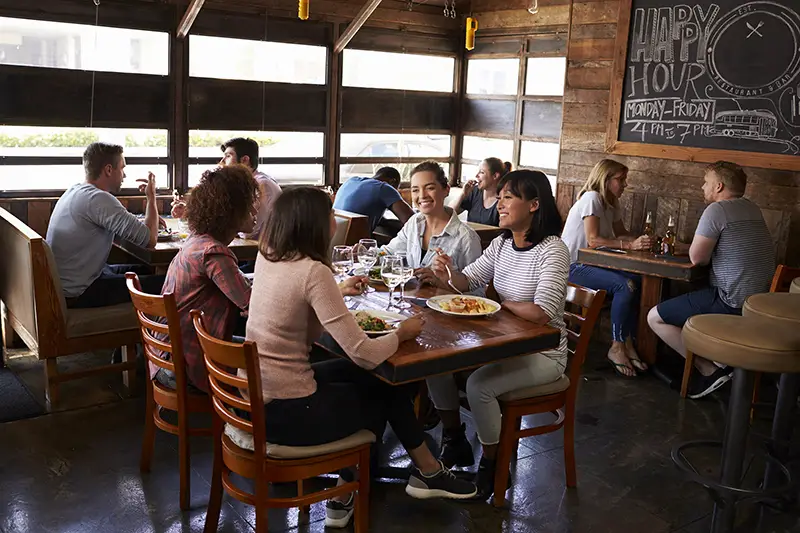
[324, 494, 354, 528]
[405, 461, 478, 500]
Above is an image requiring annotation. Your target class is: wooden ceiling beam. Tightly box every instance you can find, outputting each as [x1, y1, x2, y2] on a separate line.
[333, 0, 383, 53]
[177, 0, 206, 38]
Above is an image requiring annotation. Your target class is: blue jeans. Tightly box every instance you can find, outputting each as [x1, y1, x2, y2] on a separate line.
[569, 264, 640, 343]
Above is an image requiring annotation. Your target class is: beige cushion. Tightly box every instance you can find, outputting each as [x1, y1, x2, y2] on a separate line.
[682, 315, 800, 373]
[224, 423, 375, 459]
[65, 304, 139, 338]
[330, 216, 350, 248]
[743, 293, 800, 325]
[791, 277, 800, 295]
[499, 375, 570, 402]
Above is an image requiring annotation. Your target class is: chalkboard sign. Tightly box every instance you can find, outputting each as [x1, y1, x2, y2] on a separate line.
[610, 0, 800, 167]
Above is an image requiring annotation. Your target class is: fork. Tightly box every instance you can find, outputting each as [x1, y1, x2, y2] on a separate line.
[443, 263, 463, 295]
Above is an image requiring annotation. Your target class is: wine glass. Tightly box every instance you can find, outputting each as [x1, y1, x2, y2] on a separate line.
[331, 245, 353, 283]
[380, 256, 403, 310]
[355, 239, 379, 293]
[393, 252, 414, 309]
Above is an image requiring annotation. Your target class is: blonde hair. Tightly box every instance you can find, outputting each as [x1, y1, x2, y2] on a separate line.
[578, 159, 628, 207]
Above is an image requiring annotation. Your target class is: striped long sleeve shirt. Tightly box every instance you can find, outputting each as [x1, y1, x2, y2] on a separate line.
[463, 234, 570, 362]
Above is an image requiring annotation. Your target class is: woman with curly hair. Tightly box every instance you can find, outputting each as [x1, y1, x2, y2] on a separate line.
[152, 165, 259, 392]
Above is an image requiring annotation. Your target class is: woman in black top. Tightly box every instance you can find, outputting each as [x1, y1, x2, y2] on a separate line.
[454, 158, 510, 226]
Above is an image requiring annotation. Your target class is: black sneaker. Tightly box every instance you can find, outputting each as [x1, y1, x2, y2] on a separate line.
[473, 456, 510, 501]
[688, 366, 733, 399]
[405, 461, 478, 500]
[440, 424, 475, 468]
[325, 494, 354, 528]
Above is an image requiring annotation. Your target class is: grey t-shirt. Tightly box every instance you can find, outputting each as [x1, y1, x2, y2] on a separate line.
[561, 191, 622, 263]
[695, 198, 775, 308]
[46, 183, 151, 298]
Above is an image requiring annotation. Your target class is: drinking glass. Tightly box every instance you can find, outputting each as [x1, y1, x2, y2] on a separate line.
[393, 252, 414, 309]
[331, 245, 353, 283]
[380, 256, 403, 310]
[355, 239, 379, 293]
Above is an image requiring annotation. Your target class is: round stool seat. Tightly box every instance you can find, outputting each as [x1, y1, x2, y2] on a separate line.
[791, 277, 800, 294]
[682, 315, 800, 373]
[743, 293, 800, 325]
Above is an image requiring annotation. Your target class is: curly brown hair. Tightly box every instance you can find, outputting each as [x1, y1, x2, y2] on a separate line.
[186, 165, 259, 241]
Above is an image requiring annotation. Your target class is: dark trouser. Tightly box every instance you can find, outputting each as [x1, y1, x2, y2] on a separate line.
[264, 357, 425, 479]
[67, 264, 166, 309]
[569, 264, 640, 342]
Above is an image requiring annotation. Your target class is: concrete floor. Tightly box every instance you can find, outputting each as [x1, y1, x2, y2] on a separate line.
[1, 347, 799, 533]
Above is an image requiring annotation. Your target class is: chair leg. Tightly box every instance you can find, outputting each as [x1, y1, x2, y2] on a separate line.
[750, 372, 762, 423]
[564, 405, 577, 488]
[492, 407, 517, 508]
[44, 358, 60, 408]
[355, 447, 371, 533]
[204, 417, 224, 533]
[121, 344, 137, 395]
[179, 419, 191, 510]
[254, 479, 269, 533]
[297, 479, 310, 515]
[680, 351, 695, 399]
[140, 378, 157, 473]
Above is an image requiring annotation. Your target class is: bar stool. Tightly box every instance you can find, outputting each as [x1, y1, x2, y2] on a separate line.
[672, 314, 800, 533]
[790, 277, 800, 294]
[743, 293, 800, 492]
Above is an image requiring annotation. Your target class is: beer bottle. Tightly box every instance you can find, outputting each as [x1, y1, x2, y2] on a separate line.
[662, 215, 676, 255]
[643, 211, 654, 236]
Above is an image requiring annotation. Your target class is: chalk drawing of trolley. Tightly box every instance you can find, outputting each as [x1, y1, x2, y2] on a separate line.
[712, 109, 779, 140]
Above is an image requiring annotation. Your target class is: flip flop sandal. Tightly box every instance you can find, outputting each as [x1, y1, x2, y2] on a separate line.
[608, 358, 637, 378]
[629, 357, 649, 372]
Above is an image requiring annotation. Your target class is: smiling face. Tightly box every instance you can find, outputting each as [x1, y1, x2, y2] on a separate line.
[411, 170, 449, 216]
[606, 170, 627, 199]
[219, 146, 240, 167]
[475, 161, 500, 190]
[497, 183, 539, 232]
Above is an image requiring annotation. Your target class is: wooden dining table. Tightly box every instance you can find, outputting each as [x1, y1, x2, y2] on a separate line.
[113, 218, 260, 271]
[315, 284, 561, 385]
[576, 248, 706, 365]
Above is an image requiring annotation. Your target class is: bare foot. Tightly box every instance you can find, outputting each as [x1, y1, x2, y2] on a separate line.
[625, 338, 648, 372]
[607, 344, 636, 377]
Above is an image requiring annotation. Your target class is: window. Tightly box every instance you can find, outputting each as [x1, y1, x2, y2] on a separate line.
[466, 58, 520, 95]
[342, 49, 454, 92]
[340, 134, 450, 158]
[189, 130, 324, 159]
[525, 57, 567, 96]
[519, 141, 560, 171]
[462, 136, 514, 164]
[0, 17, 168, 75]
[189, 36, 326, 84]
[189, 164, 323, 187]
[0, 126, 169, 191]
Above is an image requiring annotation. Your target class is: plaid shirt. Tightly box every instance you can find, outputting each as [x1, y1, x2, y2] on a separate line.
[157, 234, 251, 392]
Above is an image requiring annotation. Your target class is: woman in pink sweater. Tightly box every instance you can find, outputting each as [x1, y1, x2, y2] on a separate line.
[246, 187, 477, 527]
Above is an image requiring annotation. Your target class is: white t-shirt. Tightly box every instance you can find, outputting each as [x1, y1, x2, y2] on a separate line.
[560, 191, 622, 263]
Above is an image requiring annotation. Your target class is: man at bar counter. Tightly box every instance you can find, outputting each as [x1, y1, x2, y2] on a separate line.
[333, 166, 414, 233]
[46, 142, 166, 308]
[647, 161, 775, 399]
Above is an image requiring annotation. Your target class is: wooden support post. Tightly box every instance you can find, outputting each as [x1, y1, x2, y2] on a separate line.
[177, 0, 205, 39]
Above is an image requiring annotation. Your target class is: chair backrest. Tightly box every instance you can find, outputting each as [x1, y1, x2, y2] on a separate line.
[332, 209, 370, 245]
[331, 215, 351, 248]
[125, 273, 191, 396]
[0, 207, 66, 356]
[191, 309, 267, 460]
[563, 283, 606, 385]
[770, 265, 800, 293]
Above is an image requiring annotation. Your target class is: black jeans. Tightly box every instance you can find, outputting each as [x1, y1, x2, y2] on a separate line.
[66, 264, 166, 309]
[264, 358, 425, 458]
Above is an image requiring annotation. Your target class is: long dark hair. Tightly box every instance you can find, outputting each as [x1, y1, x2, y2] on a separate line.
[259, 187, 333, 268]
[498, 170, 562, 246]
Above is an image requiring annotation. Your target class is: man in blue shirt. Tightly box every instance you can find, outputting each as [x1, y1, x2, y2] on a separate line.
[333, 167, 414, 232]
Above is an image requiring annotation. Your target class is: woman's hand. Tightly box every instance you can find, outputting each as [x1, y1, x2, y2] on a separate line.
[462, 179, 476, 197]
[396, 315, 425, 342]
[629, 235, 655, 251]
[414, 267, 444, 287]
[429, 249, 453, 283]
[339, 276, 369, 297]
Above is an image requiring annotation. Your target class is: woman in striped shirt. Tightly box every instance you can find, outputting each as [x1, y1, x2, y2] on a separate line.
[427, 169, 570, 501]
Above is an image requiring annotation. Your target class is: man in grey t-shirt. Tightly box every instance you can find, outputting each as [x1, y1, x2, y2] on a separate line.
[46, 142, 165, 308]
[647, 161, 775, 399]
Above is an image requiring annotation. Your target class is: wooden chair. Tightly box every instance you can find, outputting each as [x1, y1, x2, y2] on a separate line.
[492, 284, 606, 506]
[333, 209, 370, 245]
[125, 273, 212, 511]
[680, 264, 800, 399]
[0, 207, 140, 407]
[192, 310, 374, 533]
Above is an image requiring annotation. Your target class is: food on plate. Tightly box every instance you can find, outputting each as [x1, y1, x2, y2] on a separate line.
[354, 311, 392, 332]
[439, 296, 497, 315]
[368, 266, 382, 281]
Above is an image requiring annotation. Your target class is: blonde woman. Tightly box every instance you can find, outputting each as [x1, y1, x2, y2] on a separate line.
[561, 159, 653, 377]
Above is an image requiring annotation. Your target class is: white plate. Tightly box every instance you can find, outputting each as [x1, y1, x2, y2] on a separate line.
[426, 295, 501, 317]
[351, 309, 406, 336]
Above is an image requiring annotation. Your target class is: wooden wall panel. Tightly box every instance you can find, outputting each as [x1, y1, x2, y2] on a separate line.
[348, 27, 459, 55]
[192, 9, 331, 44]
[0, 0, 173, 31]
[462, 99, 517, 136]
[341, 88, 456, 132]
[188, 79, 327, 131]
[521, 100, 562, 140]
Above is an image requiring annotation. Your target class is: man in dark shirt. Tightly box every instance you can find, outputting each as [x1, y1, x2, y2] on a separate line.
[333, 167, 414, 232]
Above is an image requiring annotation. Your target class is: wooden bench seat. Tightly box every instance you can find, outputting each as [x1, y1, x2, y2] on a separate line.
[0, 207, 140, 407]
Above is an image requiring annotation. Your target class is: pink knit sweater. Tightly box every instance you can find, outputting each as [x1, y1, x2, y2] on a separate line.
[245, 254, 399, 403]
